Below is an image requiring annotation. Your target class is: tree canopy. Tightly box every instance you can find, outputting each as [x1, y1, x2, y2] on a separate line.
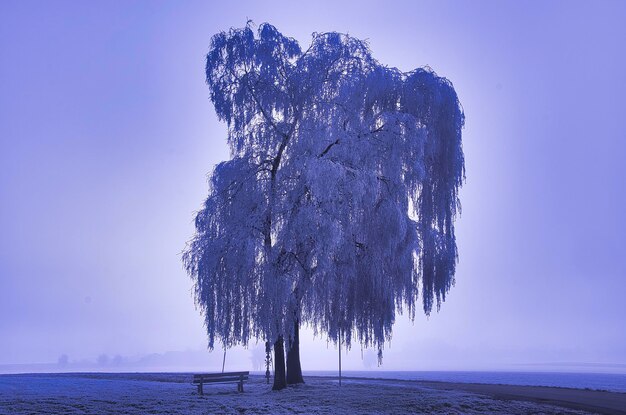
[183, 22, 464, 357]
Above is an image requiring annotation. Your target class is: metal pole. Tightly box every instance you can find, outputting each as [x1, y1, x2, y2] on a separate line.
[339, 330, 342, 387]
[222, 349, 226, 373]
[265, 341, 271, 384]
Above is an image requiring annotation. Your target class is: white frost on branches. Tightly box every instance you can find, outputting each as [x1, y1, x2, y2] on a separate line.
[182, 23, 465, 355]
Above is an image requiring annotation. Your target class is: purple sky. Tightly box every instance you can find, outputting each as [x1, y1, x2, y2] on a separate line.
[1, 0, 625, 372]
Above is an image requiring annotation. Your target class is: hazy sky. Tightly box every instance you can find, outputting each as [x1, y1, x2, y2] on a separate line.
[1, 0, 625, 372]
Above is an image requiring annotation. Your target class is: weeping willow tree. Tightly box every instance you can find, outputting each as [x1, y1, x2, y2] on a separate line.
[183, 22, 464, 390]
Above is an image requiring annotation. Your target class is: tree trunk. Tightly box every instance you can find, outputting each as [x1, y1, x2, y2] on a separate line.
[286, 321, 304, 384]
[272, 336, 287, 390]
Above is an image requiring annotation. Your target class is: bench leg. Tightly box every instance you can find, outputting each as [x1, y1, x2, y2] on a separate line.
[198, 382, 203, 396]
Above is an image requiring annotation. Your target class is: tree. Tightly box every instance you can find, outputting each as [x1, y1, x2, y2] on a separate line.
[57, 354, 69, 367]
[183, 22, 464, 390]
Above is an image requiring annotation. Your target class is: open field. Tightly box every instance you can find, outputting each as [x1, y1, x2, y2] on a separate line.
[1, 373, 624, 414]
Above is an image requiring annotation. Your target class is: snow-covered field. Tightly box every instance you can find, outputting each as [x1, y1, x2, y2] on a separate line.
[0, 373, 597, 414]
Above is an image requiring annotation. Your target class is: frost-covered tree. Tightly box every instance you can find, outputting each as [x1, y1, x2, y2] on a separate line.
[183, 22, 464, 390]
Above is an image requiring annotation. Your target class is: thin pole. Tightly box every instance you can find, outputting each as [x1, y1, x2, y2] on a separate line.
[222, 349, 226, 373]
[338, 330, 342, 387]
[265, 341, 271, 384]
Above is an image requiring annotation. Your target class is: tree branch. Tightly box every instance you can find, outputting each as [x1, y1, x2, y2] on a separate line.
[318, 139, 340, 157]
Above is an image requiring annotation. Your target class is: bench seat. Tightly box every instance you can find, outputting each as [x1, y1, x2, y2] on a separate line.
[193, 371, 249, 395]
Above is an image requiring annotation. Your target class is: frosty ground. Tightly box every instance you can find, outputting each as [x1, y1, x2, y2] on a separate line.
[3, 373, 623, 415]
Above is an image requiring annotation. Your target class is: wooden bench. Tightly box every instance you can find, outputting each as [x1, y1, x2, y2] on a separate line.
[192, 371, 249, 395]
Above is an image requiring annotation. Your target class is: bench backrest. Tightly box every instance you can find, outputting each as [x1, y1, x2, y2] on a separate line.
[193, 371, 249, 383]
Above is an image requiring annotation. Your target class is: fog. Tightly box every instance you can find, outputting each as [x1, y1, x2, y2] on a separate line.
[1, 0, 624, 373]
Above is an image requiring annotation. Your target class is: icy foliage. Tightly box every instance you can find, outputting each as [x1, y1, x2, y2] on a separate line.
[183, 23, 465, 353]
